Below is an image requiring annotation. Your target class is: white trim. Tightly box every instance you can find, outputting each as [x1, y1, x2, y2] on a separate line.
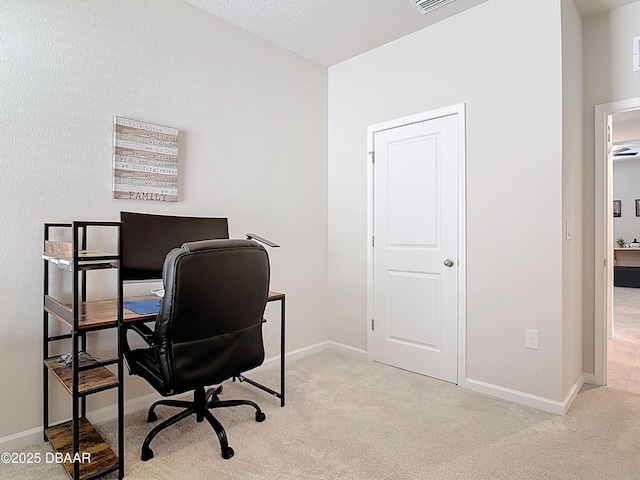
[1, 341, 356, 451]
[366, 123, 375, 363]
[594, 97, 640, 386]
[561, 375, 585, 414]
[0, 390, 167, 452]
[89, 391, 164, 425]
[263, 340, 366, 364]
[583, 372, 595, 385]
[0, 426, 43, 453]
[272, 341, 330, 365]
[326, 341, 368, 358]
[466, 374, 585, 415]
[366, 103, 467, 386]
[456, 105, 467, 389]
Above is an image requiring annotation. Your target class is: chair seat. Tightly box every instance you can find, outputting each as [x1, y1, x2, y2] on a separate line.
[126, 347, 173, 396]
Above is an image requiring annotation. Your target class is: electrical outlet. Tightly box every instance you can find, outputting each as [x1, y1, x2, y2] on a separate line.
[525, 329, 539, 349]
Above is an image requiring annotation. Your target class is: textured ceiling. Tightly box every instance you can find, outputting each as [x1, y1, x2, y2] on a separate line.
[183, 0, 489, 66]
[184, 0, 640, 66]
[572, 0, 638, 18]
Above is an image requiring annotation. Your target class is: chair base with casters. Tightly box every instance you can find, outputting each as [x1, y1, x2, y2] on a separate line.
[140, 385, 266, 461]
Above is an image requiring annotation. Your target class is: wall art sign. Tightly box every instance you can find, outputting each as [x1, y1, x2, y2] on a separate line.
[113, 117, 178, 202]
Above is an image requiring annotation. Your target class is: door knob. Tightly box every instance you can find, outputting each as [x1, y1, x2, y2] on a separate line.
[444, 258, 454, 267]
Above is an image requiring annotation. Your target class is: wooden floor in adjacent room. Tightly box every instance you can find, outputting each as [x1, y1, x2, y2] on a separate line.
[608, 286, 640, 394]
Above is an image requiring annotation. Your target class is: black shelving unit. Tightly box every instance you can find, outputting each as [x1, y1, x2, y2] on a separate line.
[43, 221, 124, 480]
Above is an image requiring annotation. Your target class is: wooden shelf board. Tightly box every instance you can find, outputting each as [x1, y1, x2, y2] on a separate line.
[268, 290, 285, 301]
[45, 295, 158, 330]
[44, 353, 117, 395]
[44, 240, 116, 259]
[45, 418, 118, 480]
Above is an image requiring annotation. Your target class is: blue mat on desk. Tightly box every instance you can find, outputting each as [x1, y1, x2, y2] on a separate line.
[124, 299, 162, 315]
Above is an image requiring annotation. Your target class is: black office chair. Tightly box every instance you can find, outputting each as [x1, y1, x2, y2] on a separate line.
[123, 239, 270, 461]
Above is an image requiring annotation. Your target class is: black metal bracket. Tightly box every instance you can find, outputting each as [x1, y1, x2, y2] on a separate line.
[245, 233, 280, 248]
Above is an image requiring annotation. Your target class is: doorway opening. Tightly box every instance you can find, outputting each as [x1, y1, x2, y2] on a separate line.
[595, 99, 640, 394]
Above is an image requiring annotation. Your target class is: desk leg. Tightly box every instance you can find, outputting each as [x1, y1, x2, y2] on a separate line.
[280, 297, 285, 407]
[238, 296, 285, 406]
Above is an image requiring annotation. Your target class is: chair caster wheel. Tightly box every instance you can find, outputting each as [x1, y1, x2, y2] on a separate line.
[255, 411, 266, 422]
[147, 410, 157, 422]
[222, 446, 234, 459]
[206, 385, 223, 405]
[141, 446, 154, 461]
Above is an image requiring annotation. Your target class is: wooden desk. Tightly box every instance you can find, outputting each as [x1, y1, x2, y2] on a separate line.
[45, 291, 286, 406]
[44, 294, 157, 330]
[614, 248, 640, 267]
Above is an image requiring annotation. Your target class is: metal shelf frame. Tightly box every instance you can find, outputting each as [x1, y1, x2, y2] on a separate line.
[43, 221, 124, 480]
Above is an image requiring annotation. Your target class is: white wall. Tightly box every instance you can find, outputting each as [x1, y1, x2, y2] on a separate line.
[583, 1, 640, 375]
[613, 159, 640, 242]
[329, 0, 566, 403]
[561, 0, 584, 398]
[613, 116, 640, 143]
[0, 0, 328, 442]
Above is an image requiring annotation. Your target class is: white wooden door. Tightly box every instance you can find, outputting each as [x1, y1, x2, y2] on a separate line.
[372, 113, 459, 383]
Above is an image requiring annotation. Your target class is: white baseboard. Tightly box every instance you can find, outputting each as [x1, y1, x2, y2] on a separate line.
[326, 341, 368, 358]
[582, 372, 596, 385]
[6, 343, 594, 450]
[561, 374, 585, 414]
[0, 426, 44, 454]
[257, 340, 366, 371]
[87, 391, 169, 425]
[465, 374, 585, 415]
[1, 340, 364, 452]
[0, 391, 169, 453]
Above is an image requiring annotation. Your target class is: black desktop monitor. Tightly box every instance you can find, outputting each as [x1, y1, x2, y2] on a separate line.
[120, 211, 229, 282]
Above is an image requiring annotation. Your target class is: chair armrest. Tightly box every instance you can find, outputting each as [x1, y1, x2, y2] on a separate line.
[125, 322, 158, 347]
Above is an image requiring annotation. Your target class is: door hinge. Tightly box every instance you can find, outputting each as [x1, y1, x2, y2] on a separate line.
[369, 150, 375, 163]
[371, 318, 374, 330]
[372, 235, 375, 247]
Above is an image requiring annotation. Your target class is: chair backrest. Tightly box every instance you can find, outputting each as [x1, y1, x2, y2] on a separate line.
[155, 239, 270, 392]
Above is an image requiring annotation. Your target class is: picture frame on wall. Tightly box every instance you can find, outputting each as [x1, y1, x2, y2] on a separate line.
[614, 199, 621, 217]
[635, 199, 640, 217]
[113, 116, 179, 202]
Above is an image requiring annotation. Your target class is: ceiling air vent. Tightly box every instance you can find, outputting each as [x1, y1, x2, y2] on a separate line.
[613, 146, 639, 158]
[409, 0, 456, 15]
[613, 147, 631, 155]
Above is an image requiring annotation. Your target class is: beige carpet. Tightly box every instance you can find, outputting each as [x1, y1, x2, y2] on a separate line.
[2, 350, 640, 479]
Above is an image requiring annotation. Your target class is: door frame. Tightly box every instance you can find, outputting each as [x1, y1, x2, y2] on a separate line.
[366, 103, 467, 387]
[594, 97, 640, 385]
